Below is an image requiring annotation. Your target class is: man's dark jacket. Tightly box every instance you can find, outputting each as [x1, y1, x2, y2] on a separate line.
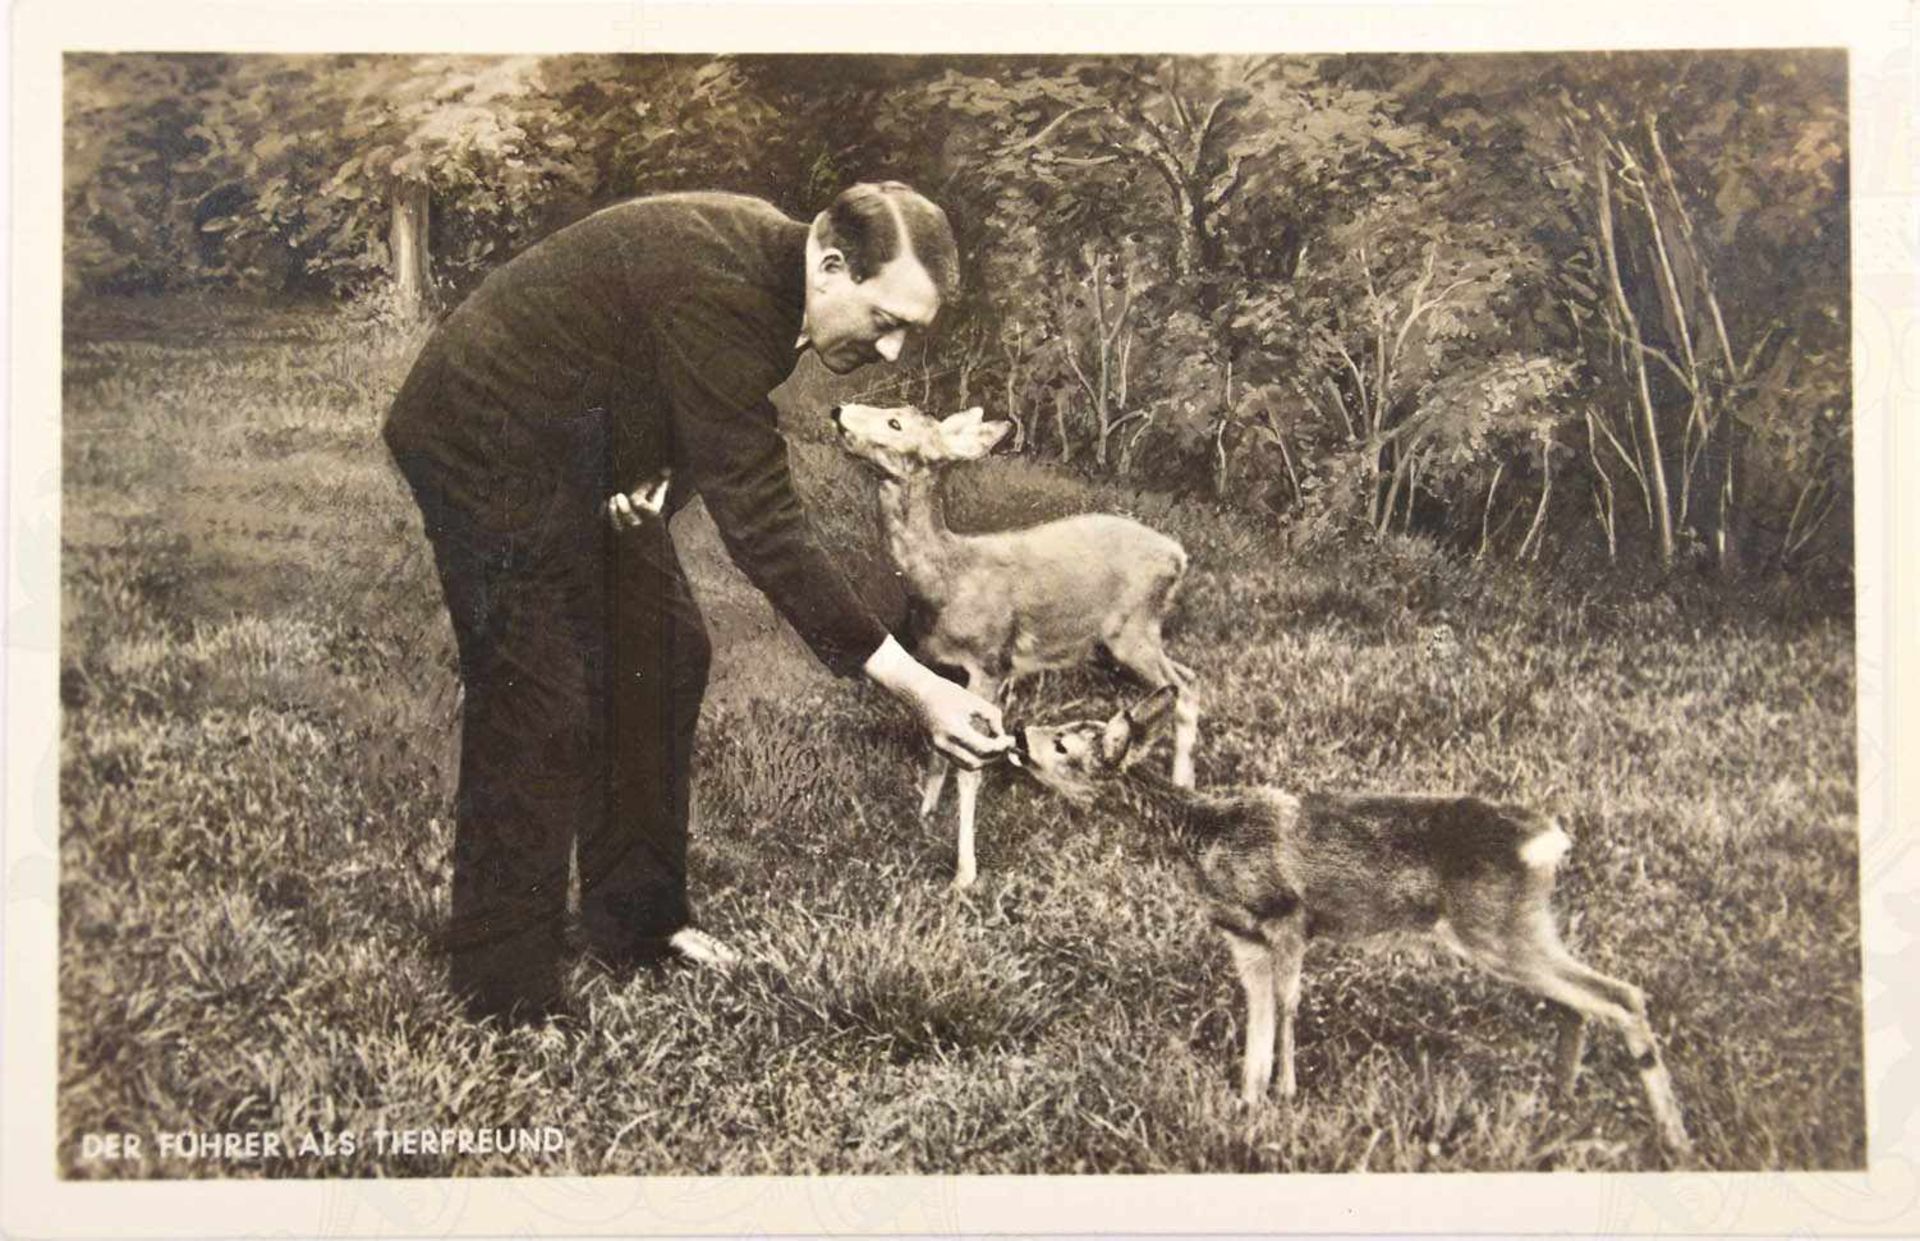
[384, 191, 887, 676]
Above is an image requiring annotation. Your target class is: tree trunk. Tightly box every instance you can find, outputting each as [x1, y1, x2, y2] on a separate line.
[1477, 462, 1504, 560]
[390, 180, 432, 319]
[1058, 249, 1134, 472]
[1001, 330, 1028, 452]
[1517, 438, 1555, 562]
[1714, 406, 1743, 575]
[1211, 417, 1231, 500]
[1273, 428, 1302, 509]
[1118, 412, 1155, 477]
[1594, 147, 1675, 569]
[1586, 410, 1620, 562]
[1172, 185, 1201, 281]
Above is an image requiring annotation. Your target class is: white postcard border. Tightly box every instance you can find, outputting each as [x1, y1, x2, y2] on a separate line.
[6, 1, 1915, 1235]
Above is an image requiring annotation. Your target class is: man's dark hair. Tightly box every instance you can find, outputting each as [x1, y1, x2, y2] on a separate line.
[815, 181, 960, 298]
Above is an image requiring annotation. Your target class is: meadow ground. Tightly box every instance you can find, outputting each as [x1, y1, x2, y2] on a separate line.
[56, 297, 1862, 1177]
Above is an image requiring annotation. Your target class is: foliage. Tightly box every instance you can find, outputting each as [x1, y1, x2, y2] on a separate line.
[62, 50, 1850, 582]
[1359, 50, 1851, 571]
[65, 54, 234, 293]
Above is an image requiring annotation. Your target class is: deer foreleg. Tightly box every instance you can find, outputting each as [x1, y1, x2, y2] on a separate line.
[1224, 930, 1278, 1102]
[1270, 916, 1306, 1101]
[919, 751, 951, 820]
[946, 672, 1001, 891]
[951, 765, 982, 891]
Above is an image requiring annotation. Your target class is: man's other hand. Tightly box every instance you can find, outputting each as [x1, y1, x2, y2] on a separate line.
[606, 472, 672, 531]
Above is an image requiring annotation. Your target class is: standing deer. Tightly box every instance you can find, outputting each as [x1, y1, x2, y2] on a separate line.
[831, 402, 1200, 889]
[1009, 687, 1692, 1155]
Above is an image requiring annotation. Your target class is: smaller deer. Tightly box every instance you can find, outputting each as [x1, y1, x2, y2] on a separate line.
[1010, 688, 1691, 1155]
[832, 403, 1199, 890]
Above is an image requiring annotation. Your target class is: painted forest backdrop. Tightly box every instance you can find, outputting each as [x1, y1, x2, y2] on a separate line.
[64, 52, 1852, 589]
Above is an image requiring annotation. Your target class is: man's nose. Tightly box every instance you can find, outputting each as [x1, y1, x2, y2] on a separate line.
[874, 330, 906, 363]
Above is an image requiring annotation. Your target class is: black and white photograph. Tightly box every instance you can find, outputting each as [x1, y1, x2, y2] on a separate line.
[6, 0, 1916, 1231]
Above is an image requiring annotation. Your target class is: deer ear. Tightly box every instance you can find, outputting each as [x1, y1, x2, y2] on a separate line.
[1099, 709, 1135, 767]
[1128, 684, 1179, 732]
[939, 408, 1003, 460]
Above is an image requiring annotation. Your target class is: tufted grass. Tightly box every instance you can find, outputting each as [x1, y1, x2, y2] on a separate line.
[56, 296, 1861, 1178]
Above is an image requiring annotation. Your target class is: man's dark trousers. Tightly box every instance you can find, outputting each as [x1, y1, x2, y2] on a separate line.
[396, 444, 710, 1021]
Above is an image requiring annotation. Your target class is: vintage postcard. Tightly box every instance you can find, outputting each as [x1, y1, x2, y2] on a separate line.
[6, 0, 1917, 1235]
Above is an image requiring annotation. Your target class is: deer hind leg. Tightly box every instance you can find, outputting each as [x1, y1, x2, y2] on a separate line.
[1553, 1004, 1589, 1096]
[1453, 898, 1691, 1155]
[1546, 953, 1690, 1155]
[1167, 657, 1200, 789]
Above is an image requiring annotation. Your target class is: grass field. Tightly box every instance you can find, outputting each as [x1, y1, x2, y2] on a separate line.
[57, 296, 1862, 1177]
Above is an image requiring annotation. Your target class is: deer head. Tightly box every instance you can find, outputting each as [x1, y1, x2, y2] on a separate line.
[1011, 685, 1179, 802]
[831, 403, 1011, 480]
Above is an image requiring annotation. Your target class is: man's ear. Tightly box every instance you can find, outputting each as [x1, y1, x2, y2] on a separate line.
[1099, 709, 1135, 768]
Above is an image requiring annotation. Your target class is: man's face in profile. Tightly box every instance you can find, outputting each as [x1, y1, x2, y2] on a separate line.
[804, 250, 941, 374]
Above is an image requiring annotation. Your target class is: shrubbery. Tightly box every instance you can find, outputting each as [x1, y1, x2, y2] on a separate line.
[66, 51, 1851, 593]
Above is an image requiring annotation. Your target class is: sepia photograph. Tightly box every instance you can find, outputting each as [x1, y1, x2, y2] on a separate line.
[12, 1, 1903, 1220]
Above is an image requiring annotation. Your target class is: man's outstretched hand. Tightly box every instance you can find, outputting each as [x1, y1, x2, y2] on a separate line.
[862, 636, 1012, 769]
